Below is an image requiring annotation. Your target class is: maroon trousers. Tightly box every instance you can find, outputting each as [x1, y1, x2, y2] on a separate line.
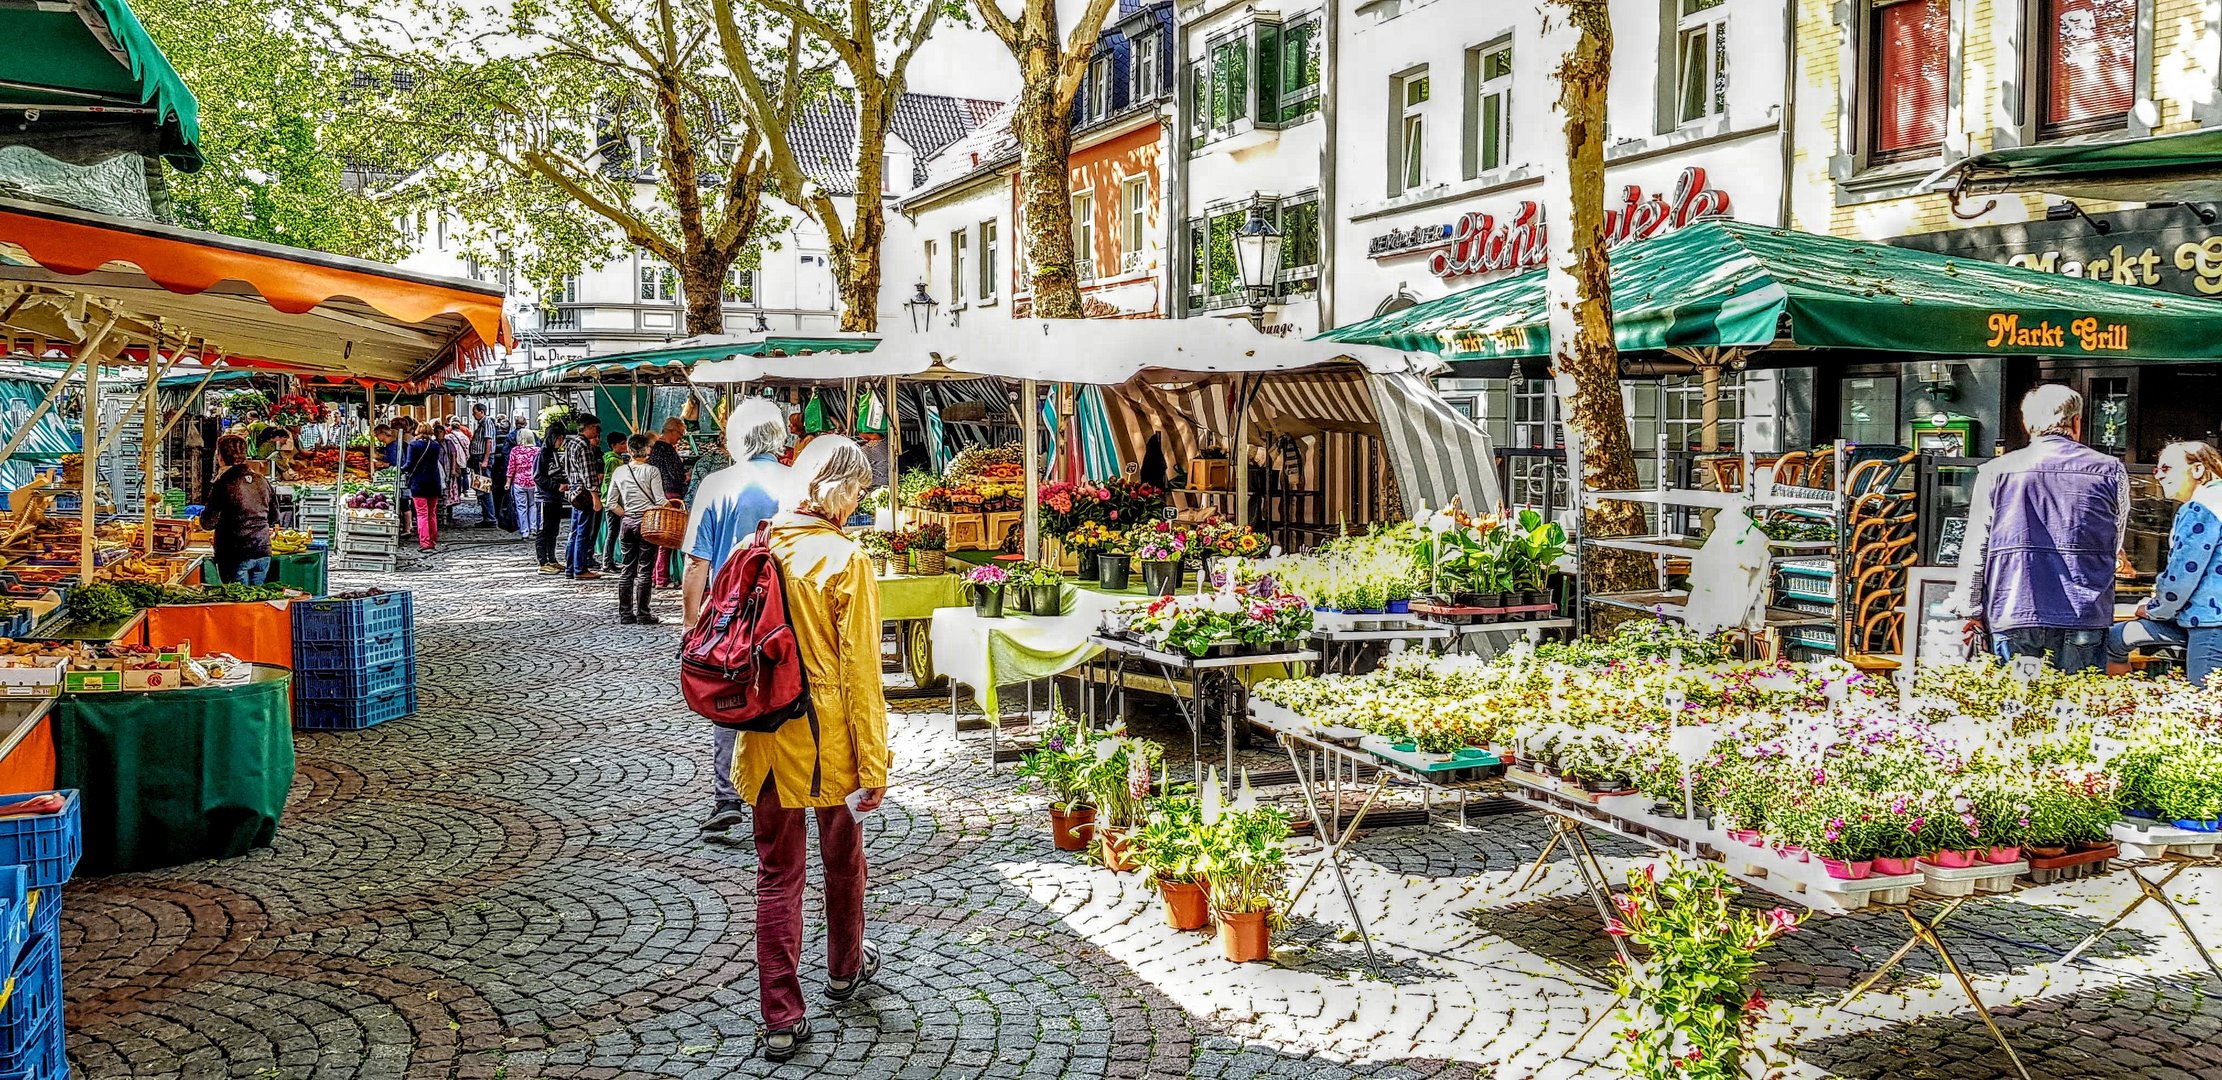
[752, 776, 868, 1030]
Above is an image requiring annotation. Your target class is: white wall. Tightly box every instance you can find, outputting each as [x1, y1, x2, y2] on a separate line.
[899, 178, 1013, 329]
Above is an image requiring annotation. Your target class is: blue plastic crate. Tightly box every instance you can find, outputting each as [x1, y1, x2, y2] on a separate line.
[0, 870, 22, 978]
[0, 794, 77, 890]
[291, 657, 411, 703]
[0, 931, 58, 1062]
[290, 592, 412, 644]
[24, 889, 54, 947]
[294, 685, 416, 732]
[292, 632, 413, 674]
[0, 1007, 56, 1080]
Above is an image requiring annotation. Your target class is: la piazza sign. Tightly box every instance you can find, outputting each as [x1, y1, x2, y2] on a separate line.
[1368, 167, 1735, 281]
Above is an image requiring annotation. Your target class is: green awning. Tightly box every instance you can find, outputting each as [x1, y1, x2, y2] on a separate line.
[1922, 128, 2222, 205]
[459, 333, 879, 395]
[0, 0, 201, 168]
[1317, 219, 2222, 368]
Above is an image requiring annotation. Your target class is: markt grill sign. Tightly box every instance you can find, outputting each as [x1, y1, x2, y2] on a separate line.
[1367, 167, 1734, 281]
[1893, 204, 2222, 298]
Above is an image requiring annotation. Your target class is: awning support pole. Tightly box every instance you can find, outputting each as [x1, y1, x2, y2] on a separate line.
[886, 373, 902, 526]
[1021, 378, 1040, 561]
[0, 353, 86, 467]
[139, 328, 175, 553]
[1233, 376, 1253, 529]
[81, 347, 100, 585]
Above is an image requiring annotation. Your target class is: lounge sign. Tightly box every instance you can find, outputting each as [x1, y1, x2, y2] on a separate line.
[1983, 314, 2130, 353]
[1367, 167, 1734, 281]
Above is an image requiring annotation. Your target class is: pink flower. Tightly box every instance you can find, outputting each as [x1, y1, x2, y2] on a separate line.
[1743, 988, 1770, 1014]
[1762, 908, 1797, 938]
[1604, 917, 1632, 937]
[1614, 894, 1640, 917]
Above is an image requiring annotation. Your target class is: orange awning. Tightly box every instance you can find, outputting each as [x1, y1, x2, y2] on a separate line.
[0, 198, 512, 386]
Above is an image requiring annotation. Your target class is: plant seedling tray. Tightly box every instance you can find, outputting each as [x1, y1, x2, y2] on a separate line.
[2112, 820, 2218, 860]
[1362, 735, 1499, 774]
[2025, 845, 2118, 885]
[1917, 859, 2027, 897]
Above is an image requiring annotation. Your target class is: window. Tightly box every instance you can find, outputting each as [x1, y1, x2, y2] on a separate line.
[1185, 193, 1318, 308]
[1392, 70, 1429, 195]
[1868, 0, 1950, 161]
[1133, 28, 1161, 100]
[1072, 192, 1096, 281]
[922, 239, 937, 300]
[1465, 41, 1513, 178]
[638, 253, 677, 302]
[435, 214, 448, 251]
[1662, 372, 1744, 450]
[1257, 18, 1322, 126]
[1189, 32, 1251, 148]
[725, 265, 756, 305]
[1088, 54, 1114, 121]
[1122, 176, 1149, 259]
[979, 221, 999, 299]
[1673, 0, 1728, 127]
[552, 275, 580, 305]
[1278, 197, 1321, 289]
[2036, 0, 2136, 138]
[950, 229, 967, 304]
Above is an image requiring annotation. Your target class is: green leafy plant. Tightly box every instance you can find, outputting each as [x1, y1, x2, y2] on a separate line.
[67, 582, 134, 624]
[1014, 718, 1095, 812]
[1610, 858, 1800, 1080]
[1200, 806, 1291, 920]
[1077, 731, 1163, 830]
[2150, 745, 2222, 822]
[1130, 794, 1209, 886]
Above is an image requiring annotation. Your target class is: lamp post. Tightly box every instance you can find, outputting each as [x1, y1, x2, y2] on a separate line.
[904, 283, 939, 334]
[1231, 204, 1284, 333]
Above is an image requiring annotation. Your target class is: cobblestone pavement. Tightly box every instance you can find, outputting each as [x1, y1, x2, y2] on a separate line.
[53, 540, 2222, 1079]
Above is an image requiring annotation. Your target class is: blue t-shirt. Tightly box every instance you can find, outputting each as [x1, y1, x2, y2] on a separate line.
[683, 455, 786, 574]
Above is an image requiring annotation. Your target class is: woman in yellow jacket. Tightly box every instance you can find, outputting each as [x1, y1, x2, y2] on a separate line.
[736, 435, 891, 1061]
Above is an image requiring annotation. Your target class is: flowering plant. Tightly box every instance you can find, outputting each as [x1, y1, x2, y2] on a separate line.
[1131, 520, 1190, 563]
[905, 522, 947, 552]
[859, 531, 894, 560]
[1122, 586, 1311, 658]
[1077, 728, 1163, 829]
[961, 564, 1010, 587]
[266, 392, 328, 429]
[1200, 804, 1292, 919]
[1066, 521, 1124, 553]
[1014, 717, 1095, 811]
[1130, 793, 1209, 886]
[1007, 560, 1064, 588]
[1197, 521, 1267, 558]
[1102, 477, 1166, 524]
[1038, 481, 1112, 535]
[1610, 858, 1799, 1080]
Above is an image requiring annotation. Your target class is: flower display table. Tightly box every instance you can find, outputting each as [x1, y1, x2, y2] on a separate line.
[875, 572, 968, 694]
[1084, 636, 1318, 781]
[929, 589, 1122, 721]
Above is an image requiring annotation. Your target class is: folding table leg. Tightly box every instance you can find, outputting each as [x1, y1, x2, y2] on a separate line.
[2057, 862, 2222, 981]
[1515, 819, 1569, 893]
[1284, 761, 1387, 965]
[1566, 825, 1632, 969]
[1837, 899, 2033, 1080]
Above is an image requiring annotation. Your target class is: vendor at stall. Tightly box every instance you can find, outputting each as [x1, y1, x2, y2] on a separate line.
[199, 433, 282, 585]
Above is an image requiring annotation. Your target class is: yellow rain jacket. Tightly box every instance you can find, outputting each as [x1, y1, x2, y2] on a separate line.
[731, 513, 891, 809]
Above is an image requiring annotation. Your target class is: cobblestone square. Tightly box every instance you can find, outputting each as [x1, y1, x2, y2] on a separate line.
[53, 550, 2222, 1079]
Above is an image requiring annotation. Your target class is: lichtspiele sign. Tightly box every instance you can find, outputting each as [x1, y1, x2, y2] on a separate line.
[1365, 167, 1735, 281]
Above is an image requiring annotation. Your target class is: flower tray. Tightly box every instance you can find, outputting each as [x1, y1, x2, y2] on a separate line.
[1410, 601, 1558, 625]
[2111, 819, 2218, 861]
[1364, 736, 1499, 775]
[2024, 844, 2118, 885]
[1916, 859, 2027, 898]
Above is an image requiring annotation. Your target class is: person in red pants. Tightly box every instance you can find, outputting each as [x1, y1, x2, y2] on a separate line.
[729, 436, 890, 1062]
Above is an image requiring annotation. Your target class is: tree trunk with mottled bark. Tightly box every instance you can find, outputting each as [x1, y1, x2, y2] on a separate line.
[1542, 0, 1649, 595]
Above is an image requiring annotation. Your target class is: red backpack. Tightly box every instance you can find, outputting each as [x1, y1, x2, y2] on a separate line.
[680, 521, 813, 733]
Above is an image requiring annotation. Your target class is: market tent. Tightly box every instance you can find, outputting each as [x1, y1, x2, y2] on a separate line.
[460, 333, 881, 395]
[0, 0, 201, 168]
[1920, 127, 2222, 205]
[0, 365, 80, 490]
[0, 197, 513, 384]
[1317, 219, 2222, 367]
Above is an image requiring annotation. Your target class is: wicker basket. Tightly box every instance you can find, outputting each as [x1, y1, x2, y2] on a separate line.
[640, 505, 689, 549]
[910, 549, 948, 575]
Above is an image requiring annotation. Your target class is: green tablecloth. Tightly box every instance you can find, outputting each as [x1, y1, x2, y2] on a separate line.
[53, 664, 296, 875]
[876, 573, 969, 622]
[203, 550, 327, 596]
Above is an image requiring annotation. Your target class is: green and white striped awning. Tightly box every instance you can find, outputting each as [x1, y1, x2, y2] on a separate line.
[462, 334, 881, 395]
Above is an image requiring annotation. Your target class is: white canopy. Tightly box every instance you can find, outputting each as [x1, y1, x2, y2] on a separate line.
[689, 318, 1442, 386]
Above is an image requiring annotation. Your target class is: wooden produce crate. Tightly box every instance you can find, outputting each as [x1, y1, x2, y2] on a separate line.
[1189, 458, 1233, 491]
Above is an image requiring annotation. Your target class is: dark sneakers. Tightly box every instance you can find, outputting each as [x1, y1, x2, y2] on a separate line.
[825, 942, 881, 1003]
[701, 802, 748, 833]
[761, 1016, 813, 1062]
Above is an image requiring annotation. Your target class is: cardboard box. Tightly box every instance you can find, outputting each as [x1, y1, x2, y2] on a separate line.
[122, 664, 183, 691]
[64, 669, 122, 693]
[0, 659, 64, 697]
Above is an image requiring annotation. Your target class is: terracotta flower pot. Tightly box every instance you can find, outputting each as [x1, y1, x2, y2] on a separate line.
[1098, 826, 1137, 873]
[1158, 879, 1210, 930]
[1984, 846, 2022, 865]
[1050, 805, 1096, 852]
[1820, 857, 1873, 880]
[1216, 908, 1272, 963]
[1872, 856, 1918, 876]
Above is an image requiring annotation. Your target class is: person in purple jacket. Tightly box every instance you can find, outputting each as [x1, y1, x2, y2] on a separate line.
[1947, 384, 2129, 673]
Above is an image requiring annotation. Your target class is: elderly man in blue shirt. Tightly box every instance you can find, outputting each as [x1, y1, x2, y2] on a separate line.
[681, 398, 792, 834]
[1948, 384, 2130, 673]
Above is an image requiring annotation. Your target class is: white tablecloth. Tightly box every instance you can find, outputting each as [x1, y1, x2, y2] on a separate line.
[928, 589, 1122, 714]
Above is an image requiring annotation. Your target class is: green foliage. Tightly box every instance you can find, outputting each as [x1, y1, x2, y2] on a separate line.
[67, 583, 134, 624]
[2150, 745, 2222, 822]
[1074, 732, 1162, 830]
[1199, 805, 1290, 918]
[1129, 794, 1207, 886]
[1013, 717, 1093, 811]
[1611, 858, 1799, 1080]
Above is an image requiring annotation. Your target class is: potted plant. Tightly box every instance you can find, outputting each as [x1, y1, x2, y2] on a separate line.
[1608, 858, 1800, 1080]
[859, 530, 895, 576]
[1134, 528, 1187, 596]
[1384, 577, 1415, 615]
[1066, 522, 1118, 582]
[1015, 719, 1096, 851]
[907, 522, 948, 575]
[1132, 795, 1212, 930]
[2151, 746, 2222, 831]
[1511, 509, 1568, 607]
[1201, 806, 1291, 963]
[963, 564, 1010, 618]
[2021, 766, 2119, 857]
[1096, 530, 1135, 591]
[1082, 733, 1163, 873]
[1015, 561, 1069, 617]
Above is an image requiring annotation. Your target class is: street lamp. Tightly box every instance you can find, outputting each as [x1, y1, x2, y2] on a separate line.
[904, 283, 939, 334]
[750, 311, 771, 334]
[1231, 204, 1284, 332]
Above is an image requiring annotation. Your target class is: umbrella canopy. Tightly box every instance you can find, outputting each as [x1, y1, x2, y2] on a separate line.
[0, 0, 200, 167]
[0, 198, 513, 384]
[1317, 219, 2222, 368]
[1920, 127, 2222, 205]
[491, 333, 883, 393]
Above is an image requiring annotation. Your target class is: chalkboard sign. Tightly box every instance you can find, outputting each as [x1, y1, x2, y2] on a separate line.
[1936, 516, 1967, 567]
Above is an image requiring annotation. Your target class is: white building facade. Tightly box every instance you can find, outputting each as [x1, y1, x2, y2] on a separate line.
[1325, 0, 1802, 508]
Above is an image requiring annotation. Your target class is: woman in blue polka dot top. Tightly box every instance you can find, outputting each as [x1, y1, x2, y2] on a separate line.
[2110, 441, 2222, 685]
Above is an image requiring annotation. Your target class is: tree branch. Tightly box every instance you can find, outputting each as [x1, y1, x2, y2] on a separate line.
[1054, 0, 1119, 109]
[968, 0, 1019, 50]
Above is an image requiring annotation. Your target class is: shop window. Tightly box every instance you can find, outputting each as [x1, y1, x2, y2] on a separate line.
[1664, 372, 1744, 451]
[1671, 0, 1728, 128]
[1868, 0, 1950, 162]
[1392, 69, 1429, 196]
[2034, 0, 2136, 138]
[1465, 40, 1513, 179]
[1838, 374, 1899, 444]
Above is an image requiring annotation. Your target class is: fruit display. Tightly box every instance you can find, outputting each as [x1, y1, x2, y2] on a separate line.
[289, 447, 378, 485]
[270, 529, 312, 555]
[343, 490, 398, 521]
[106, 554, 181, 585]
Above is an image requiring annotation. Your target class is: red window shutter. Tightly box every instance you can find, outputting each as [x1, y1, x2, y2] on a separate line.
[2045, 0, 2137, 129]
[1874, 0, 1950, 157]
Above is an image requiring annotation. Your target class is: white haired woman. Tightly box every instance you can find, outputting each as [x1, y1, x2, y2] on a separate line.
[741, 435, 889, 1061]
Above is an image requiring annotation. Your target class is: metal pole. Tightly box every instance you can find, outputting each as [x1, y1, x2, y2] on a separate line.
[1232, 376, 1252, 528]
[80, 347, 100, 584]
[1021, 378, 1040, 561]
[886, 373, 902, 524]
